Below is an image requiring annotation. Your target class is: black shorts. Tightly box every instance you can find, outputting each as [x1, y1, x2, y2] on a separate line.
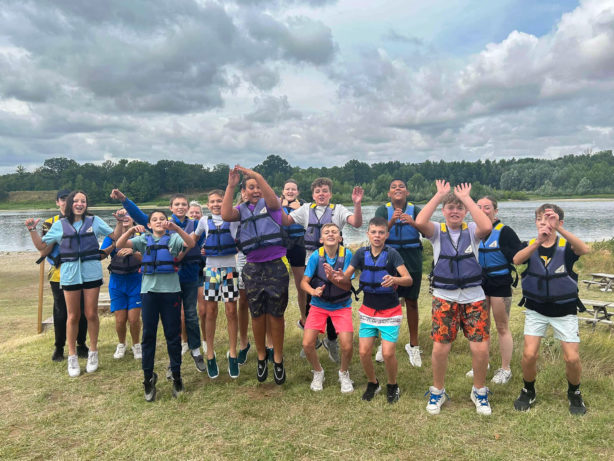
[482, 275, 513, 297]
[286, 244, 306, 267]
[396, 272, 422, 301]
[62, 279, 104, 291]
[242, 258, 289, 318]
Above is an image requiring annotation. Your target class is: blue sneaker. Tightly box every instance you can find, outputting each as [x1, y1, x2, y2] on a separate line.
[227, 351, 239, 379]
[207, 354, 219, 379]
[471, 387, 492, 415]
[425, 386, 448, 415]
[238, 342, 251, 366]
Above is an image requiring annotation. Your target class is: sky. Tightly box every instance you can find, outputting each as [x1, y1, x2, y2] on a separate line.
[1, 0, 613, 173]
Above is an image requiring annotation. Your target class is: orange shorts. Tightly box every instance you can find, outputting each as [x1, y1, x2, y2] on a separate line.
[430, 297, 489, 343]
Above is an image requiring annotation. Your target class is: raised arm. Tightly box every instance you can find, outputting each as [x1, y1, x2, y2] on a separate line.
[235, 165, 280, 211]
[116, 225, 146, 249]
[110, 189, 148, 226]
[25, 218, 54, 255]
[414, 180, 450, 238]
[163, 221, 194, 249]
[346, 186, 363, 228]
[454, 183, 492, 239]
[221, 168, 242, 222]
[546, 209, 590, 256]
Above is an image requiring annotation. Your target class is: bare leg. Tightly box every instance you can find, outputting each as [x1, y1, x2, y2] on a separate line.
[337, 331, 353, 373]
[561, 341, 582, 385]
[490, 296, 513, 370]
[469, 340, 489, 389]
[128, 308, 141, 345]
[291, 266, 307, 324]
[405, 298, 419, 346]
[115, 309, 128, 344]
[197, 285, 206, 344]
[252, 315, 267, 360]
[432, 342, 452, 389]
[63, 290, 82, 356]
[381, 340, 398, 385]
[269, 315, 285, 363]
[238, 288, 249, 349]
[359, 336, 377, 382]
[302, 329, 322, 371]
[521, 335, 541, 382]
[225, 301, 238, 357]
[82, 287, 100, 351]
[205, 300, 218, 359]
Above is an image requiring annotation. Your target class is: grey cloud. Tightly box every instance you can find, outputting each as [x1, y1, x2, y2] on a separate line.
[382, 29, 424, 46]
[245, 95, 302, 123]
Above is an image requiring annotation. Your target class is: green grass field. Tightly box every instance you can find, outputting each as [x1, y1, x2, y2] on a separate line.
[1, 251, 613, 460]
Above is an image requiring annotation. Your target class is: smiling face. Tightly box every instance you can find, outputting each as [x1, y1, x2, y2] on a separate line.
[149, 211, 168, 236]
[283, 182, 299, 202]
[319, 224, 342, 247]
[170, 197, 188, 219]
[477, 198, 497, 223]
[71, 192, 87, 218]
[207, 194, 223, 215]
[188, 205, 203, 220]
[367, 224, 389, 249]
[312, 185, 332, 207]
[442, 202, 467, 229]
[244, 179, 261, 204]
[388, 180, 409, 204]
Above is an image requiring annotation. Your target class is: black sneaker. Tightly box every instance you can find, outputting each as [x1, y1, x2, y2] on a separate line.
[143, 373, 158, 402]
[257, 359, 268, 382]
[172, 377, 185, 398]
[513, 388, 536, 411]
[387, 384, 400, 404]
[192, 353, 206, 373]
[568, 390, 587, 415]
[273, 360, 286, 385]
[52, 347, 64, 362]
[362, 380, 381, 401]
[76, 344, 89, 359]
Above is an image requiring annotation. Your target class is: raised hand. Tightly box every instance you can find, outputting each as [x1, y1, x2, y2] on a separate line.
[228, 167, 241, 188]
[543, 208, 561, 231]
[161, 220, 178, 232]
[435, 179, 450, 197]
[113, 209, 129, 222]
[352, 186, 364, 204]
[454, 182, 472, 200]
[110, 189, 126, 202]
[25, 218, 41, 230]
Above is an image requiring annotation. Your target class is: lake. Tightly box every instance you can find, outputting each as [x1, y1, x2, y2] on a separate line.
[3, 200, 614, 253]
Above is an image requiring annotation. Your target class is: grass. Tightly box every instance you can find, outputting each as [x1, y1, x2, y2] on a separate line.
[1, 249, 614, 460]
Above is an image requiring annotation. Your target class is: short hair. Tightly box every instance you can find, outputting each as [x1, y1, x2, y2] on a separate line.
[535, 203, 564, 220]
[148, 209, 168, 221]
[240, 176, 257, 190]
[284, 178, 299, 189]
[169, 193, 188, 206]
[442, 192, 464, 208]
[321, 222, 340, 233]
[368, 216, 388, 229]
[479, 196, 498, 210]
[207, 190, 224, 200]
[311, 177, 333, 193]
[389, 178, 407, 187]
[189, 200, 203, 209]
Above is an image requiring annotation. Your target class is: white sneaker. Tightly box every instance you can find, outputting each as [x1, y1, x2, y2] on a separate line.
[113, 343, 126, 359]
[405, 344, 422, 367]
[310, 369, 325, 391]
[466, 363, 490, 378]
[491, 368, 512, 384]
[202, 341, 208, 355]
[132, 343, 142, 360]
[67, 354, 80, 377]
[338, 370, 354, 393]
[375, 344, 384, 363]
[471, 386, 492, 415]
[425, 386, 448, 415]
[86, 350, 99, 373]
[181, 342, 189, 356]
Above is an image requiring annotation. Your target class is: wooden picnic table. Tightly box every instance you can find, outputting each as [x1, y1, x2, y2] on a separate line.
[581, 273, 614, 292]
[579, 298, 614, 328]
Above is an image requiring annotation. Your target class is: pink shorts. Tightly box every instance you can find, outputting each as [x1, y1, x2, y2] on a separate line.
[304, 305, 354, 333]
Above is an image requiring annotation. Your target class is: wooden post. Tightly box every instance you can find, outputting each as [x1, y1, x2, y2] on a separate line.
[37, 259, 45, 334]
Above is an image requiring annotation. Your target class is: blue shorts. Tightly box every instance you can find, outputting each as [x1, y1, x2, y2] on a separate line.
[109, 273, 142, 312]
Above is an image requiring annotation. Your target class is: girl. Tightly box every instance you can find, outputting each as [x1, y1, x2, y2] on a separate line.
[188, 201, 207, 354]
[26, 190, 119, 377]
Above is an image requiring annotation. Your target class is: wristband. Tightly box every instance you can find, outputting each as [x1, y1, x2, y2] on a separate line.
[28, 228, 36, 232]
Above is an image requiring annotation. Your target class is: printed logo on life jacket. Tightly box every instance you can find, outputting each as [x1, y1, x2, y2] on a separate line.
[554, 264, 566, 274]
[259, 207, 268, 215]
[540, 256, 551, 266]
[489, 241, 498, 248]
[85, 226, 93, 233]
[464, 245, 473, 254]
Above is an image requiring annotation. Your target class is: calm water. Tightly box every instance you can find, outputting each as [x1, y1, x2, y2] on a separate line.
[3, 200, 614, 252]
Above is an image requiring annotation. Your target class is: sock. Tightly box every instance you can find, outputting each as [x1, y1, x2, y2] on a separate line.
[191, 348, 201, 357]
[523, 379, 536, 393]
[172, 371, 181, 381]
[568, 381, 580, 394]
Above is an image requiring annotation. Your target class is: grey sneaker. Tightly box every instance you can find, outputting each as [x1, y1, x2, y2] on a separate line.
[192, 352, 206, 373]
[338, 370, 354, 393]
[310, 369, 325, 391]
[491, 368, 512, 384]
[322, 337, 340, 364]
[144, 373, 157, 402]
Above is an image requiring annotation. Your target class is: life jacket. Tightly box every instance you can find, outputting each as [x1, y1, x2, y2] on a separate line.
[309, 245, 352, 303]
[237, 199, 284, 254]
[168, 217, 201, 265]
[385, 202, 421, 249]
[359, 246, 395, 294]
[432, 223, 483, 290]
[283, 201, 306, 248]
[304, 203, 335, 251]
[108, 248, 141, 275]
[520, 237, 579, 305]
[478, 222, 511, 277]
[58, 216, 101, 264]
[141, 234, 177, 274]
[45, 215, 62, 267]
[203, 216, 238, 256]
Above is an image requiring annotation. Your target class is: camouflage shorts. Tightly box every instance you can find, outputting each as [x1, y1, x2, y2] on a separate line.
[242, 258, 289, 318]
[431, 297, 489, 343]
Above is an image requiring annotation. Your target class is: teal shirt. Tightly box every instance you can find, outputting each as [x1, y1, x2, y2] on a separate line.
[130, 233, 186, 293]
[42, 216, 113, 286]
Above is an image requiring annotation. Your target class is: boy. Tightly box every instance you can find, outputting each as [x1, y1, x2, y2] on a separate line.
[512, 204, 590, 415]
[301, 223, 354, 393]
[110, 189, 206, 373]
[375, 179, 423, 367]
[41, 189, 88, 362]
[338, 217, 412, 403]
[193, 190, 241, 379]
[283, 177, 363, 363]
[413, 181, 493, 415]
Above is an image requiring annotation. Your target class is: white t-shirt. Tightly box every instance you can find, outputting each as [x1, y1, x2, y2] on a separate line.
[195, 214, 240, 268]
[428, 221, 485, 304]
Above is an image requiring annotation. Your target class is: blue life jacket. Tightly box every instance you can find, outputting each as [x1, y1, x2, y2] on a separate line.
[309, 245, 351, 303]
[168, 217, 201, 266]
[237, 199, 284, 254]
[521, 237, 578, 305]
[141, 234, 177, 274]
[359, 247, 395, 294]
[478, 222, 511, 277]
[385, 202, 421, 249]
[283, 202, 306, 248]
[432, 223, 483, 290]
[304, 203, 335, 251]
[203, 216, 238, 256]
[59, 216, 101, 264]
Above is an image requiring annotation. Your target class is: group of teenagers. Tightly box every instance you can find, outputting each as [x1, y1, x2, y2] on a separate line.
[25, 166, 590, 416]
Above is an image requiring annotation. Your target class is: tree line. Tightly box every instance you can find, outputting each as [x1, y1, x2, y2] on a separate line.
[1, 150, 613, 204]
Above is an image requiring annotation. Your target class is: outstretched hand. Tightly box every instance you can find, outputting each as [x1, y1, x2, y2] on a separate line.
[25, 218, 41, 230]
[454, 183, 472, 200]
[228, 167, 241, 188]
[352, 186, 364, 204]
[435, 179, 450, 197]
[110, 189, 126, 202]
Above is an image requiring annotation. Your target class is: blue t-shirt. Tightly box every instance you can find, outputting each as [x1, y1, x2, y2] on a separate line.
[304, 247, 353, 310]
[42, 216, 113, 286]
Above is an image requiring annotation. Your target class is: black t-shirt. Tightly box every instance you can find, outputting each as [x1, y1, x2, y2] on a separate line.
[521, 240, 580, 317]
[350, 246, 405, 310]
[481, 220, 522, 295]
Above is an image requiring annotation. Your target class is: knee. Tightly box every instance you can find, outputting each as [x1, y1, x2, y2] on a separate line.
[85, 311, 99, 323]
[359, 346, 371, 359]
[564, 352, 581, 367]
[340, 341, 353, 355]
[495, 322, 510, 336]
[522, 349, 539, 364]
[382, 349, 395, 361]
[302, 338, 315, 352]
